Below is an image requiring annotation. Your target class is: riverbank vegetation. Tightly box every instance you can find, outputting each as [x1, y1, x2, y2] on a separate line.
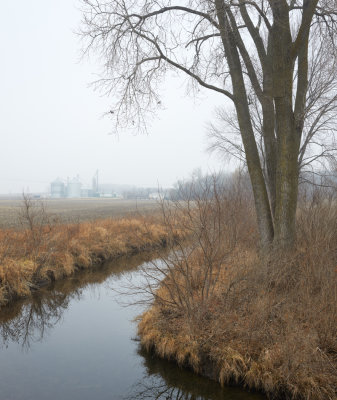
[0, 252, 155, 350]
[0, 196, 182, 308]
[77, 1, 337, 397]
[138, 176, 337, 400]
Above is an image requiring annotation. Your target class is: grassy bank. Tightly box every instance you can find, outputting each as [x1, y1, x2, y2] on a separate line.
[0, 207, 183, 307]
[137, 186, 337, 399]
[0, 252, 156, 349]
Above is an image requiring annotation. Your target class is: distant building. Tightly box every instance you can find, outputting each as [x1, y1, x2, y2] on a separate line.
[67, 177, 82, 198]
[81, 188, 95, 198]
[51, 179, 65, 198]
[149, 192, 162, 200]
[50, 174, 159, 199]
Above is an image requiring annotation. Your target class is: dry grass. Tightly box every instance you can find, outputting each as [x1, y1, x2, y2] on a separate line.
[0, 206, 183, 307]
[138, 189, 337, 399]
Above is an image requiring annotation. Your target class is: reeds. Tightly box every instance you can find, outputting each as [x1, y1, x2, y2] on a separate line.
[138, 182, 337, 400]
[0, 197, 183, 307]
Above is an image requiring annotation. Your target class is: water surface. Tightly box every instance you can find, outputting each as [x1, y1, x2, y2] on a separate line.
[0, 255, 265, 400]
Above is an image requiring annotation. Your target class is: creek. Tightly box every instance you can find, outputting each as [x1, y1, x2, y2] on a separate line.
[0, 254, 265, 400]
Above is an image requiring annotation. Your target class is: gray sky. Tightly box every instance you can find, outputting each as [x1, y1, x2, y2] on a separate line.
[0, 0, 230, 194]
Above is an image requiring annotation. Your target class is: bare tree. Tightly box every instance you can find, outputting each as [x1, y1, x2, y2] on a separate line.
[17, 193, 53, 280]
[208, 30, 337, 188]
[80, 0, 337, 248]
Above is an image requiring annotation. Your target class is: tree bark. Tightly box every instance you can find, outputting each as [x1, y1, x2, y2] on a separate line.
[215, 0, 274, 247]
[271, 1, 300, 247]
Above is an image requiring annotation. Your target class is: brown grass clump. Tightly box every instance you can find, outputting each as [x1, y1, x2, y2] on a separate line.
[138, 185, 337, 400]
[0, 198, 184, 307]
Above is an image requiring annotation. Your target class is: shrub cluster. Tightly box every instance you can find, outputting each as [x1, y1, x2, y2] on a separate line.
[138, 183, 337, 400]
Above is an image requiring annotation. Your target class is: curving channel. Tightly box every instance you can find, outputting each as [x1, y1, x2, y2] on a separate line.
[0, 254, 266, 400]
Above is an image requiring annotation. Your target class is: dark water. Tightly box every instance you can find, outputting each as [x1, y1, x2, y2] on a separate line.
[0, 255, 265, 400]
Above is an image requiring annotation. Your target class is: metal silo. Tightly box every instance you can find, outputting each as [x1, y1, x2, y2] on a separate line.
[67, 177, 82, 198]
[51, 179, 65, 198]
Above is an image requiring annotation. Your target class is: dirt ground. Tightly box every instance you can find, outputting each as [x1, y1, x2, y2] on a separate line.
[0, 198, 160, 228]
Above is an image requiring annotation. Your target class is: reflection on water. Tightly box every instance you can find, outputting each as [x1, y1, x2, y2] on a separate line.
[0, 289, 71, 350]
[126, 347, 264, 400]
[0, 253, 150, 350]
[0, 254, 265, 400]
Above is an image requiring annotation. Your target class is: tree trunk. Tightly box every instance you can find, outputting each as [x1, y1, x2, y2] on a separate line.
[271, 2, 300, 247]
[215, 1, 274, 247]
[262, 38, 278, 220]
[262, 98, 277, 220]
[273, 97, 300, 247]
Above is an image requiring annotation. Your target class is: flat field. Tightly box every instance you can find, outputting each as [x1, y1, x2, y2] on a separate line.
[0, 198, 159, 228]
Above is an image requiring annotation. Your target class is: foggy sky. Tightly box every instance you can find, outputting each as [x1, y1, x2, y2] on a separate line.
[0, 0, 231, 194]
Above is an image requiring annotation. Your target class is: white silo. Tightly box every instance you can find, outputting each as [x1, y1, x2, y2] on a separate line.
[51, 179, 65, 198]
[67, 177, 82, 198]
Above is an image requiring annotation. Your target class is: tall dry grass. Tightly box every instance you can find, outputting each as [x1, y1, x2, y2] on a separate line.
[0, 196, 183, 307]
[138, 182, 337, 400]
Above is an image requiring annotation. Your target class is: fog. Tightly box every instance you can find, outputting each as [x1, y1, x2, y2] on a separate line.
[0, 0, 232, 195]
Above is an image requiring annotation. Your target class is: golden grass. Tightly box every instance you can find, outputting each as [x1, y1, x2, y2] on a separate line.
[0, 213, 183, 307]
[138, 200, 337, 400]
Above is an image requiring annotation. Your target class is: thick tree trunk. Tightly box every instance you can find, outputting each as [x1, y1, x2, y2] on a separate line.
[217, 0, 315, 248]
[215, 1, 274, 247]
[271, 2, 301, 247]
[273, 97, 300, 247]
[262, 98, 277, 219]
[262, 39, 278, 220]
[236, 101, 275, 247]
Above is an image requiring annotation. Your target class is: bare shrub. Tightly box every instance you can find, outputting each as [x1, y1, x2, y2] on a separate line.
[138, 180, 337, 399]
[17, 194, 55, 279]
[134, 173, 256, 324]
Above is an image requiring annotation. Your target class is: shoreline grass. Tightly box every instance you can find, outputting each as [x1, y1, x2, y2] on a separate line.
[137, 190, 337, 400]
[0, 213, 183, 308]
[1, 189, 336, 399]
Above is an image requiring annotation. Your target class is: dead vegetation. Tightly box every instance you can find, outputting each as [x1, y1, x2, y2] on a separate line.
[0, 197, 159, 228]
[0, 196, 181, 307]
[137, 180, 337, 400]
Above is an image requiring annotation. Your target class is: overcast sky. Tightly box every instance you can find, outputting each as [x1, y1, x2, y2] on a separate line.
[0, 0, 232, 194]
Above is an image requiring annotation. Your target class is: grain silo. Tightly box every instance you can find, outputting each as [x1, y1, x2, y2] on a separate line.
[67, 177, 82, 198]
[51, 179, 65, 198]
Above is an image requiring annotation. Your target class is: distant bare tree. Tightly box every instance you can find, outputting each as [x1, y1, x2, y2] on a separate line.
[18, 194, 50, 236]
[17, 194, 53, 279]
[80, 0, 337, 248]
